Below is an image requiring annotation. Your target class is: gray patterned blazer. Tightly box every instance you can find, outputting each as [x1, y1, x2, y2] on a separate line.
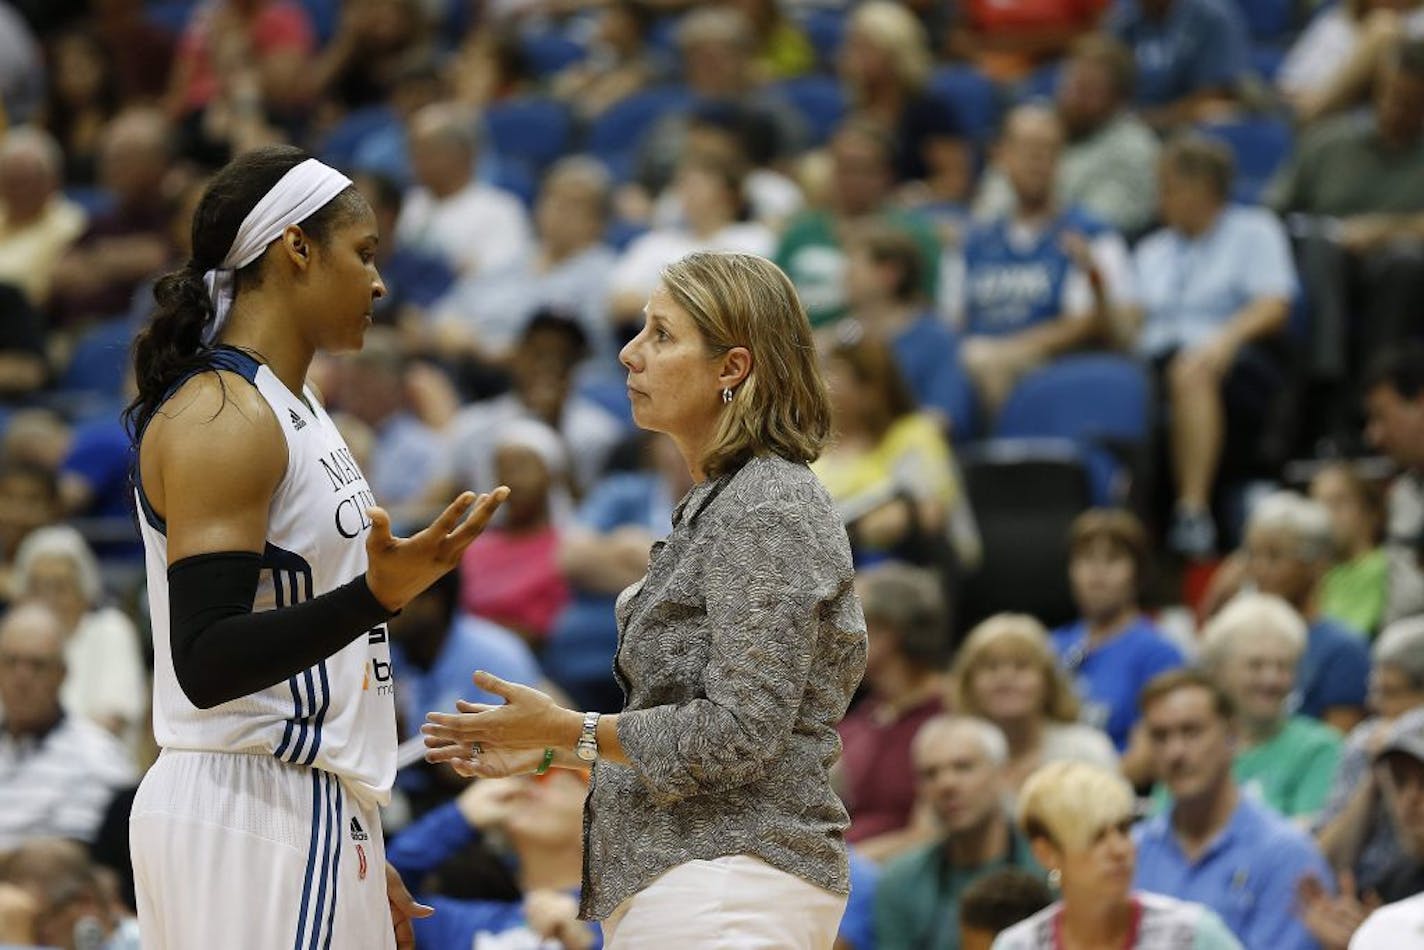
[578, 453, 868, 921]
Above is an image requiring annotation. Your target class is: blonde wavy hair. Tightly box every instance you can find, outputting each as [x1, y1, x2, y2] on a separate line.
[949, 613, 1082, 723]
[659, 252, 832, 480]
[848, 1, 933, 93]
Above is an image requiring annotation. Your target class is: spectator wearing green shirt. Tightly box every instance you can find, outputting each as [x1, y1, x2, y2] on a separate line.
[1310, 461, 1390, 639]
[1202, 592, 1343, 821]
[874, 715, 1042, 950]
[774, 119, 940, 328]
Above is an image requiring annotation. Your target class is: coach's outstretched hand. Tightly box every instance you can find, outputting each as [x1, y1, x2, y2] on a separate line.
[386, 864, 433, 950]
[364, 488, 509, 612]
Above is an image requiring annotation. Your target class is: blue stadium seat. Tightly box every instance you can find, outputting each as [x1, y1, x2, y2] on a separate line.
[994, 354, 1151, 505]
[929, 65, 1003, 143]
[1251, 44, 1288, 83]
[298, 0, 340, 44]
[145, 0, 197, 34]
[1196, 115, 1294, 204]
[64, 186, 116, 218]
[316, 105, 400, 171]
[1232, 0, 1296, 43]
[1017, 61, 1062, 104]
[586, 86, 690, 181]
[520, 31, 588, 77]
[58, 318, 135, 399]
[490, 162, 537, 209]
[772, 75, 847, 147]
[800, 8, 848, 68]
[486, 97, 574, 173]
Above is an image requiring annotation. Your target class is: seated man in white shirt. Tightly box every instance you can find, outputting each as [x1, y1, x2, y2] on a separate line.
[0, 602, 135, 850]
[395, 101, 533, 278]
[1125, 135, 1296, 557]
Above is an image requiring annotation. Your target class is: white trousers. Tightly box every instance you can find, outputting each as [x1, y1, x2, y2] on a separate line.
[600, 855, 848, 949]
[130, 749, 394, 950]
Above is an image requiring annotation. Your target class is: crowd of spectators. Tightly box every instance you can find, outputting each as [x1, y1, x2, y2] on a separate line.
[1, 0, 1423, 946]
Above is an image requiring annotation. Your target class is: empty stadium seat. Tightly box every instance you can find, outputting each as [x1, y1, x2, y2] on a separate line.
[994, 354, 1152, 506]
[486, 97, 575, 173]
[929, 65, 1003, 143]
[772, 75, 847, 147]
[1196, 115, 1294, 204]
[586, 86, 691, 181]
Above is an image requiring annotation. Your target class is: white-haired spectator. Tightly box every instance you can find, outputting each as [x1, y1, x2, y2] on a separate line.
[396, 101, 532, 277]
[1241, 491, 1372, 732]
[457, 417, 572, 646]
[1200, 592, 1342, 820]
[0, 126, 86, 307]
[11, 526, 147, 747]
[875, 715, 1043, 950]
[0, 603, 135, 851]
[1315, 616, 1424, 892]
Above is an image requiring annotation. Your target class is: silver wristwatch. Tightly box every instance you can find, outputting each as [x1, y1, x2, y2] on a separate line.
[575, 711, 600, 762]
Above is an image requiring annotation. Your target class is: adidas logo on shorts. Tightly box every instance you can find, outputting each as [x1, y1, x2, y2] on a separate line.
[289, 408, 306, 430]
[349, 816, 369, 841]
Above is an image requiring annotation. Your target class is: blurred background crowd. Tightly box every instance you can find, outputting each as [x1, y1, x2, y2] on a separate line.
[0, 0, 1423, 946]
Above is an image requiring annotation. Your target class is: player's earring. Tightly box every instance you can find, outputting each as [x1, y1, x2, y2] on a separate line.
[722, 387, 733, 404]
[1047, 868, 1061, 890]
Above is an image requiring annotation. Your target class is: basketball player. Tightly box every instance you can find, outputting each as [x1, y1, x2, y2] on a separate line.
[125, 146, 507, 949]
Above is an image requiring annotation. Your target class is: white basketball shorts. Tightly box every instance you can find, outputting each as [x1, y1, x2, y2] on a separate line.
[130, 749, 395, 949]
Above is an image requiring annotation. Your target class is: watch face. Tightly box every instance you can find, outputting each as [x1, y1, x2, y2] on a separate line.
[576, 745, 597, 762]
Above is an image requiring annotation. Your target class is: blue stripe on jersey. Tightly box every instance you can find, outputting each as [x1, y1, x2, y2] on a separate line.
[290, 667, 317, 762]
[275, 677, 301, 759]
[261, 542, 330, 766]
[304, 662, 332, 767]
[319, 776, 344, 950]
[293, 770, 325, 950]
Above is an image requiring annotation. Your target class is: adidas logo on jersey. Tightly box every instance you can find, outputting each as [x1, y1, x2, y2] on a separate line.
[349, 816, 369, 841]
[289, 408, 306, 430]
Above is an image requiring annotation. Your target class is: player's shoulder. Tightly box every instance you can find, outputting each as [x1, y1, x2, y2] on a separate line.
[153, 368, 282, 443]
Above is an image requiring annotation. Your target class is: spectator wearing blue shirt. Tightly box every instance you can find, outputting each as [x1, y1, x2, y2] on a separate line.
[543, 433, 686, 713]
[1107, 0, 1250, 126]
[387, 570, 544, 802]
[843, 222, 975, 439]
[1242, 491, 1371, 734]
[1134, 668, 1333, 950]
[386, 770, 601, 949]
[1052, 509, 1183, 771]
[1129, 136, 1296, 557]
[943, 105, 1133, 424]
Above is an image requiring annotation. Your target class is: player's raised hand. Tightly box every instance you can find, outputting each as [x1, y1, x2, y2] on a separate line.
[364, 487, 509, 611]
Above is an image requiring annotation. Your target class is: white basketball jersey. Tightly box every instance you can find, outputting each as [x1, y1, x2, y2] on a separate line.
[137, 347, 397, 803]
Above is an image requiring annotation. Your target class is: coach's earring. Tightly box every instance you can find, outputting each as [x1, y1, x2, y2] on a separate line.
[721, 387, 733, 404]
[1047, 868, 1061, 890]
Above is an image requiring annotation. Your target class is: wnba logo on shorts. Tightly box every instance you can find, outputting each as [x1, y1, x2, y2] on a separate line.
[356, 843, 368, 881]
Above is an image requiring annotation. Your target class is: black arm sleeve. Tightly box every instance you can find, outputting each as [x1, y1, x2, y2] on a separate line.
[168, 551, 395, 709]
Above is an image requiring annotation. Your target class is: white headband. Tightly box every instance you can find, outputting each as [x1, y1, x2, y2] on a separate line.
[202, 158, 353, 342]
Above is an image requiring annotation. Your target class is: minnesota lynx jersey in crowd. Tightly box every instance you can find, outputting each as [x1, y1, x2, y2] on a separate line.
[135, 345, 397, 802]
